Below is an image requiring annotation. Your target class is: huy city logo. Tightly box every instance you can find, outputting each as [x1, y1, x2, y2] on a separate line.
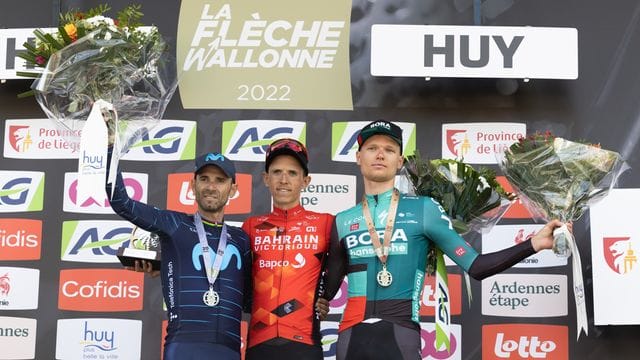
[63, 172, 148, 213]
[166, 172, 252, 214]
[0, 316, 37, 360]
[122, 120, 197, 161]
[420, 323, 462, 360]
[442, 123, 525, 164]
[420, 274, 462, 317]
[0, 171, 44, 212]
[0, 218, 41, 261]
[222, 120, 306, 161]
[331, 121, 417, 162]
[603, 236, 638, 274]
[0, 267, 39, 310]
[3, 119, 81, 159]
[61, 220, 138, 263]
[55, 318, 142, 360]
[483, 324, 568, 359]
[482, 224, 567, 268]
[58, 269, 144, 312]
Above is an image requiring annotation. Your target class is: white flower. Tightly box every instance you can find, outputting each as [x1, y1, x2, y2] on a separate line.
[84, 15, 115, 27]
[477, 176, 490, 191]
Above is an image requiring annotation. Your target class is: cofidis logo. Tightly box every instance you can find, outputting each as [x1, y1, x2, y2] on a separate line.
[3, 119, 80, 158]
[0, 171, 44, 212]
[0, 218, 41, 261]
[61, 220, 138, 263]
[166, 172, 252, 214]
[0, 316, 37, 359]
[122, 120, 197, 161]
[222, 120, 306, 161]
[58, 269, 144, 312]
[483, 324, 568, 359]
[56, 318, 142, 359]
[0, 267, 39, 310]
[331, 121, 416, 162]
[63, 172, 148, 214]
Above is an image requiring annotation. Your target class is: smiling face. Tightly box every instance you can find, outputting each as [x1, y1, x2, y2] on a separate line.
[191, 165, 237, 220]
[263, 154, 311, 210]
[356, 134, 404, 191]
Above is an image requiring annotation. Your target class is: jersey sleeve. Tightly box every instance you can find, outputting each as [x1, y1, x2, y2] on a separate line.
[320, 218, 347, 301]
[421, 197, 479, 272]
[105, 147, 180, 237]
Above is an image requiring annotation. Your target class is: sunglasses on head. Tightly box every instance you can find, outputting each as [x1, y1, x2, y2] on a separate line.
[267, 138, 308, 158]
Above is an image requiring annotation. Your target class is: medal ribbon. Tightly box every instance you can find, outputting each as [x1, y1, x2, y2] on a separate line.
[194, 213, 227, 291]
[361, 189, 400, 265]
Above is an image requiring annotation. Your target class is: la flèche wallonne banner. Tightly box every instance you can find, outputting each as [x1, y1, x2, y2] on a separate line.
[177, 0, 353, 110]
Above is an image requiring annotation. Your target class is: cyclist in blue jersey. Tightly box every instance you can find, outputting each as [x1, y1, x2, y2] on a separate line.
[320, 120, 568, 360]
[107, 149, 252, 360]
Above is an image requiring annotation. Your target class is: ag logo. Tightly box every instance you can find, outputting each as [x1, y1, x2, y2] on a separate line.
[221, 120, 306, 161]
[331, 121, 416, 162]
[123, 120, 196, 161]
[0, 171, 44, 212]
[61, 220, 138, 263]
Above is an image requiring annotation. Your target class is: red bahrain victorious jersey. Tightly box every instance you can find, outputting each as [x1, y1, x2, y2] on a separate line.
[243, 205, 333, 347]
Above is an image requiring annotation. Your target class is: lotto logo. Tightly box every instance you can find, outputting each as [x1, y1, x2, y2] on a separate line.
[482, 324, 568, 359]
[166, 172, 252, 214]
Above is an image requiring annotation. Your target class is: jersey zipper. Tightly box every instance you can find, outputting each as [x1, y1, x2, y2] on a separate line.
[277, 209, 288, 339]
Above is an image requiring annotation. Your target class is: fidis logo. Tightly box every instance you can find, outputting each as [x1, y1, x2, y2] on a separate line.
[441, 123, 525, 164]
[63, 172, 148, 214]
[320, 321, 339, 359]
[603, 237, 638, 275]
[221, 120, 306, 161]
[482, 324, 568, 359]
[420, 323, 462, 359]
[300, 174, 356, 214]
[0, 316, 37, 359]
[482, 224, 567, 268]
[166, 172, 252, 214]
[331, 121, 416, 162]
[55, 318, 142, 359]
[3, 119, 80, 159]
[122, 120, 197, 161]
[420, 274, 462, 317]
[0, 218, 41, 261]
[58, 269, 144, 312]
[0, 171, 44, 212]
[0, 267, 39, 310]
[61, 220, 138, 263]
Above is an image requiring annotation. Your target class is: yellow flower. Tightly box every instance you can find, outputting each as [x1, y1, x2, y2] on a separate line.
[64, 23, 78, 41]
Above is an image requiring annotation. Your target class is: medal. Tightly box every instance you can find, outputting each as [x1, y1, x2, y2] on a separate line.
[203, 287, 220, 307]
[362, 189, 400, 288]
[377, 265, 393, 287]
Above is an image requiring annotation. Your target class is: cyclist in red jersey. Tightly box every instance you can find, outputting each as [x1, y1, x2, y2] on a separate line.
[243, 138, 334, 360]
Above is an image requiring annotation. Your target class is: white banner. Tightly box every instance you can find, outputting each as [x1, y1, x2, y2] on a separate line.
[590, 188, 640, 325]
[371, 25, 578, 79]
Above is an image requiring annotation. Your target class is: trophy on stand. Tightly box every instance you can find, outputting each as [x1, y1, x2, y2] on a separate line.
[117, 226, 161, 271]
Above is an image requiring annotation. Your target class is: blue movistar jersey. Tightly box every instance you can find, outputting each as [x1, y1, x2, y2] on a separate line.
[325, 189, 479, 331]
[108, 172, 252, 352]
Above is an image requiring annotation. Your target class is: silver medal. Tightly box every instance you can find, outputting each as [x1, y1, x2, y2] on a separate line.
[376, 267, 393, 287]
[203, 288, 219, 307]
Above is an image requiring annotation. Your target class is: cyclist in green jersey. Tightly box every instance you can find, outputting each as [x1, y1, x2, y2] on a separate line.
[320, 120, 567, 360]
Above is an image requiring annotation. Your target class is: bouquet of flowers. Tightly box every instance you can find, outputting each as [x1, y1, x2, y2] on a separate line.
[403, 152, 515, 238]
[402, 151, 515, 351]
[498, 131, 628, 339]
[18, 4, 177, 201]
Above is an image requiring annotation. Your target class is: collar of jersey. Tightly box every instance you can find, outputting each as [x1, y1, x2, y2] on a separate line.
[363, 187, 396, 204]
[272, 203, 305, 217]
